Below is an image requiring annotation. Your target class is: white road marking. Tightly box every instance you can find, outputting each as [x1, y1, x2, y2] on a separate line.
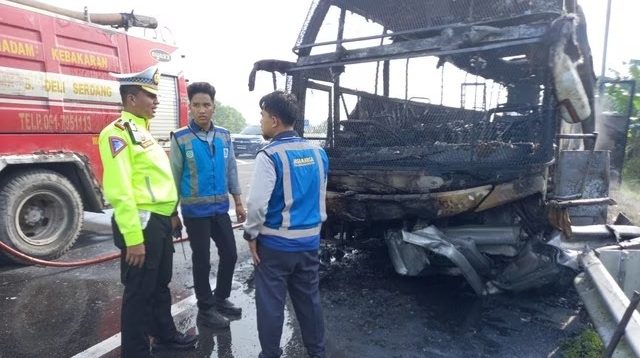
[71, 295, 197, 358]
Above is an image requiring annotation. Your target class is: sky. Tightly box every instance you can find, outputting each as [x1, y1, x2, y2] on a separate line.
[42, 0, 638, 124]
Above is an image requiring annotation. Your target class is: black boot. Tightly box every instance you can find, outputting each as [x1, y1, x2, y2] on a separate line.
[151, 332, 198, 351]
[197, 307, 231, 329]
[214, 298, 242, 317]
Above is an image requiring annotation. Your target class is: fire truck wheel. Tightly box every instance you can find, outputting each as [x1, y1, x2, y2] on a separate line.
[0, 169, 83, 262]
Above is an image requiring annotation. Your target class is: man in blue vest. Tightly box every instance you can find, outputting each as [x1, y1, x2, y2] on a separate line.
[170, 82, 246, 329]
[243, 90, 329, 358]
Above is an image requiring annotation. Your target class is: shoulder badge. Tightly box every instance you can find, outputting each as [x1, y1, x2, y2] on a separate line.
[109, 136, 127, 157]
[114, 120, 126, 131]
[124, 121, 147, 145]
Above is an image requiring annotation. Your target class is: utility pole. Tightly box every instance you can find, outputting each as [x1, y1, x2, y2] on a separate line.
[600, 0, 613, 80]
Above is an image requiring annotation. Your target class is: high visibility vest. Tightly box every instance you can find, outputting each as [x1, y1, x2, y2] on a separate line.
[172, 123, 232, 217]
[98, 111, 178, 247]
[259, 135, 328, 250]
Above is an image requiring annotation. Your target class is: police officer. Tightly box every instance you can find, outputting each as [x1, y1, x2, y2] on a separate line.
[243, 91, 329, 358]
[170, 82, 245, 329]
[98, 66, 197, 358]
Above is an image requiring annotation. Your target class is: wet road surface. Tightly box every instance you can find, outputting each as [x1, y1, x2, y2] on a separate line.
[318, 245, 584, 358]
[0, 158, 587, 357]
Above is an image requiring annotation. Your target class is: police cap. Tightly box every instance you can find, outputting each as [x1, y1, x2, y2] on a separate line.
[110, 65, 160, 95]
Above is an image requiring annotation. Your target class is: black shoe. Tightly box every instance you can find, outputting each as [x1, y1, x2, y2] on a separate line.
[214, 298, 242, 316]
[151, 332, 198, 351]
[197, 307, 231, 329]
[258, 348, 283, 358]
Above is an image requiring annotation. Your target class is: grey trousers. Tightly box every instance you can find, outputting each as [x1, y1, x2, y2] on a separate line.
[255, 244, 325, 358]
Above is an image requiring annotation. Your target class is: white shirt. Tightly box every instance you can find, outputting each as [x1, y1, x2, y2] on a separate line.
[243, 152, 276, 239]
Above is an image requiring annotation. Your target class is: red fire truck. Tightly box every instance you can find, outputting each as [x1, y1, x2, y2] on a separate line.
[0, 0, 188, 261]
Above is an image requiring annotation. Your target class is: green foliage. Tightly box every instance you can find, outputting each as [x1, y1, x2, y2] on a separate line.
[604, 61, 640, 175]
[213, 100, 246, 133]
[604, 60, 640, 118]
[560, 328, 603, 358]
[623, 156, 640, 187]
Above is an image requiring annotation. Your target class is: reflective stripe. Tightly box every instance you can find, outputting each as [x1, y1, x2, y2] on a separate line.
[269, 146, 294, 227]
[144, 176, 156, 202]
[312, 148, 327, 222]
[263, 138, 328, 233]
[266, 141, 320, 152]
[179, 139, 199, 197]
[180, 194, 229, 205]
[260, 225, 322, 239]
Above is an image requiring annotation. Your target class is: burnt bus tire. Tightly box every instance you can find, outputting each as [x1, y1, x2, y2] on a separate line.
[0, 169, 83, 263]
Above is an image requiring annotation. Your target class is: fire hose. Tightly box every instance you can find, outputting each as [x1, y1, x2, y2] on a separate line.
[0, 223, 242, 268]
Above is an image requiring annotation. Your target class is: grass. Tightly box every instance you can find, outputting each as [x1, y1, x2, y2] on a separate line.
[609, 179, 640, 225]
[560, 328, 604, 358]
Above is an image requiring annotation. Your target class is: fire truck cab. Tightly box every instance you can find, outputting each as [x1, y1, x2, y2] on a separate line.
[0, 0, 188, 261]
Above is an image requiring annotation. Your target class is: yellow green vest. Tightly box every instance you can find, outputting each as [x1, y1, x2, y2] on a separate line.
[98, 111, 178, 247]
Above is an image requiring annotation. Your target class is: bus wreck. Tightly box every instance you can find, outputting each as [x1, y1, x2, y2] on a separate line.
[248, 0, 631, 295]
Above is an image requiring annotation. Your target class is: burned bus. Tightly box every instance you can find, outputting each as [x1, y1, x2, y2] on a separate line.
[248, 0, 622, 294]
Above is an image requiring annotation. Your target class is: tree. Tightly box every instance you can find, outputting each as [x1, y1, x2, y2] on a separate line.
[213, 100, 246, 133]
[604, 60, 639, 118]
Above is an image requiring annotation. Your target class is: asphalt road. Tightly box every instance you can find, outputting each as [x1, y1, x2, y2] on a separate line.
[0, 157, 587, 358]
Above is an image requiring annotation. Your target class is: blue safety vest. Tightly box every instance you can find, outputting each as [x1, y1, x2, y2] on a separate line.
[173, 123, 231, 217]
[259, 135, 328, 252]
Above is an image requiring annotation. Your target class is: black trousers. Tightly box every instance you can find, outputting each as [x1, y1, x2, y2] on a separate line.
[184, 213, 238, 309]
[255, 244, 325, 358]
[112, 213, 177, 358]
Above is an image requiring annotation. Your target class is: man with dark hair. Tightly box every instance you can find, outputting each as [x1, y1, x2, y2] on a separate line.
[170, 81, 246, 329]
[98, 66, 197, 358]
[243, 90, 329, 358]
